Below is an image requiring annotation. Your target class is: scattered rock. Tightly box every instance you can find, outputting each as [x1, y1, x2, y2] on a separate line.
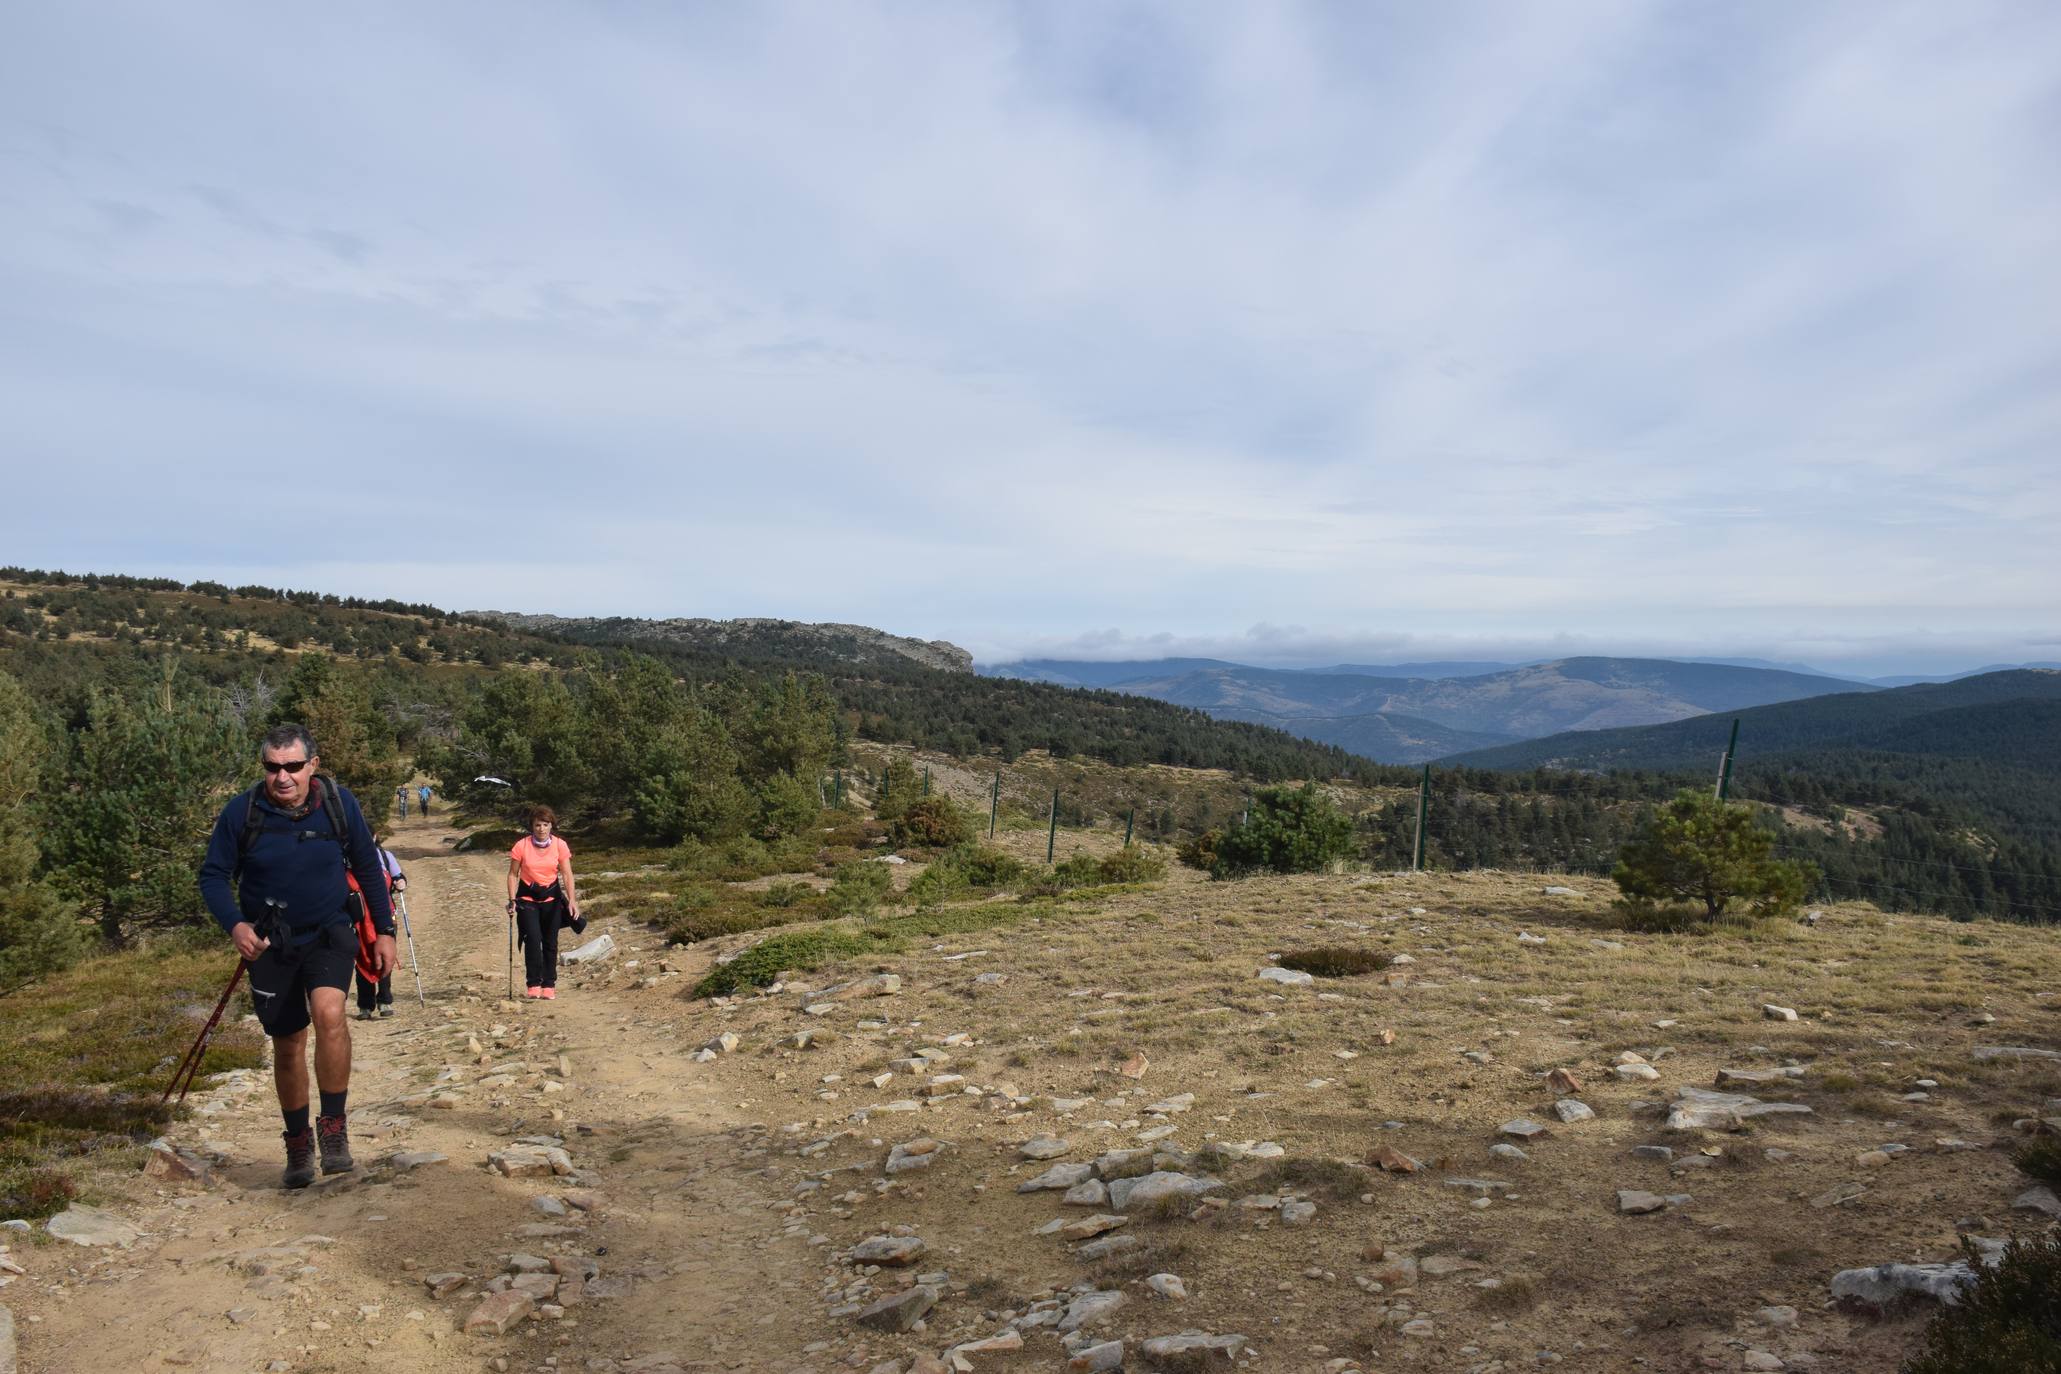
[1019, 1136, 1071, 1160]
[389, 1151, 448, 1171]
[1831, 1258, 1991, 1311]
[1551, 1099, 1595, 1124]
[1073, 1234, 1139, 1262]
[1972, 1045, 2061, 1063]
[424, 1273, 469, 1297]
[1498, 1119, 1548, 1141]
[857, 1285, 938, 1332]
[809, 974, 902, 1002]
[1613, 1063, 1661, 1083]
[1059, 1290, 1126, 1333]
[700, 1032, 740, 1056]
[1146, 1273, 1188, 1301]
[1257, 967, 1314, 987]
[1063, 1179, 1110, 1206]
[1629, 1145, 1674, 1163]
[559, 934, 615, 965]
[1542, 885, 1578, 896]
[464, 1291, 534, 1335]
[1069, 1340, 1124, 1372]
[1517, 932, 1547, 945]
[1365, 1145, 1420, 1174]
[1019, 1163, 1097, 1193]
[1139, 1330, 1246, 1365]
[45, 1206, 140, 1248]
[887, 1138, 942, 1175]
[1665, 1087, 1813, 1132]
[1280, 1199, 1317, 1225]
[850, 1235, 926, 1266]
[1546, 1068, 1583, 1096]
[1761, 1004, 1798, 1022]
[2013, 1186, 2061, 1219]
[1616, 1190, 1668, 1215]
[1116, 1053, 1150, 1079]
[1107, 1172, 1224, 1212]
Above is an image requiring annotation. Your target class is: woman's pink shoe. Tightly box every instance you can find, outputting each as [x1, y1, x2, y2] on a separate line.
[525, 986, 543, 998]
[540, 987, 557, 999]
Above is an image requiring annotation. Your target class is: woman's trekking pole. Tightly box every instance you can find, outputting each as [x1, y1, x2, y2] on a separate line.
[163, 960, 248, 1105]
[395, 892, 426, 1007]
[507, 905, 516, 1001]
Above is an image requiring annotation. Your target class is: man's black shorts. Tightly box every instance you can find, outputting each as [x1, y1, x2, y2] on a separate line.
[247, 923, 356, 1038]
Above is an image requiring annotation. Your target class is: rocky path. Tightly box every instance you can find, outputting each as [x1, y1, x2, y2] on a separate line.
[0, 822, 824, 1374]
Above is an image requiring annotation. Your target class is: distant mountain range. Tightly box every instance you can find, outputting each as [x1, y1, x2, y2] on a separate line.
[980, 656, 1874, 763]
[1441, 668, 2061, 774]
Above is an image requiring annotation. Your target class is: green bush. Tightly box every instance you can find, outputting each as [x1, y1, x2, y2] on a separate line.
[0, 671, 83, 988]
[2014, 1136, 2061, 1187]
[906, 861, 969, 909]
[1902, 1235, 2061, 1373]
[1612, 790, 1816, 921]
[1176, 829, 1222, 873]
[663, 904, 781, 945]
[887, 795, 973, 850]
[755, 769, 821, 840]
[1096, 846, 1169, 884]
[693, 928, 869, 997]
[759, 880, 811, 909]
[827, 860, 894, 917]
[1209, 784, 1354, 877]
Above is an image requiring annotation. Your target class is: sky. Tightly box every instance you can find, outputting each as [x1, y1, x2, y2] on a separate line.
[3, 3, 2059, 678]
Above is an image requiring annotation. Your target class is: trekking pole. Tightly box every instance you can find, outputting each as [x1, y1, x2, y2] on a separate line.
[395, 891, 426, 1007]
[163, 959, 248, 1105]
[507, 903, 516, 1000]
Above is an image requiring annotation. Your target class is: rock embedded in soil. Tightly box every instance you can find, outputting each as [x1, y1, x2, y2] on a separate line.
[1498, 1119, 1548, 1141]
[1074, 1233, 1139, 1262]
[1830, 1257, 1992, 1310]
[44, 1205, 140, 1248]
[1146, 1273, 1188, 1301]
[1613, 1063, 1661, 1083]
[1059, 1290, 1127, 1332]
[856, 1285, 938, 1332]
[1107, 1171, 1224, 1212]
[1069, 1340, 1124, 1372]
[1972, 1045, 2061, 1062]
[1551, 1099, 1595, 1124]
[1616, 1190, 1668, 1215]
[1019, 1135, 1071, 1160]
[849, 1234, 927, 1266]
[1257, 966, 1315, 987]
[1140, 1330, 1247, 1365]
[1366, 1145, 1421, 1173]
[1761, 1004, 1798, 1022]
[1019, 1162, 1097, 1192]
[1546, 1068, 1584, 1096]
[464, 1290, 534, 1335]
[2013, 1186, 2061, 1218]
[887, 1138, 941, 1174]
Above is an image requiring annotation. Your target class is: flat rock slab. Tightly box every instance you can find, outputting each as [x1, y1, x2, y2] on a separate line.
[559, 934, 615, 965]
[1019, 1135, 1071, 1160]
[1973, 1045, 2061, 1062]
[2013, 1186, 2061, 1218]
[1499, 1119, 1548, 1140]
[1070, 1340, 1124, 1372]
[1140, 1331, 1247, 1365]
[464, 1290, 534, 1335]
[849, 1235, 926, 1266]
[1256, 967, 1314, 986]
[46, 1205, 140, 1248]
[1107, 1171, 1224, 1212]
[857, 1286, 937, 1332]
[1059, 1290, 1127, 1333]
[1019, 1162, 1096, 1192]
[1552, 1099, 1595, 1124]
[389, 1151, 449, 1170]
[1617, 1189, 1668, 1214]
[1831, 1260, 1986, 1310]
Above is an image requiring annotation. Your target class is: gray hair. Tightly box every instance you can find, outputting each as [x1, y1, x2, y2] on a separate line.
[260, 722, 318, 760]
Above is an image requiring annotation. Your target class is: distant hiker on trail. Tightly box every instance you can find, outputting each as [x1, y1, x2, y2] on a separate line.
[506, 806, 581, 1000]
[354, 847, 407, 1020]
[418, 783, 432, 816]
[198, 723, 395, 1189]
[395, 786, 408, 820]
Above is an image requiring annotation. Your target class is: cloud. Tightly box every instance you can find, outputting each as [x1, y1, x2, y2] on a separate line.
[0, 1, 2057, 676]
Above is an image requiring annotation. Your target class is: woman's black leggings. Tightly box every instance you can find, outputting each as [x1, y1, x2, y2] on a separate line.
[515, 882, 566, 989]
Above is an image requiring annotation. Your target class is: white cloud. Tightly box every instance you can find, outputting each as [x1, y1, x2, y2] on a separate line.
[1, 1, 2057, 675]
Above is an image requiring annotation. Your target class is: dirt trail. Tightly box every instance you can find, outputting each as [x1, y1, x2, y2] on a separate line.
[6, 822, 825, 1374]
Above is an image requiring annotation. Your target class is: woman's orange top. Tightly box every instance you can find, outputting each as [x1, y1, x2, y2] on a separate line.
[509, 835, 571, 886]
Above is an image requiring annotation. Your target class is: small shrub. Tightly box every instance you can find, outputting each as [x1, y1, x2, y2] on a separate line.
[887, 795, 973, 850]
[827, 861, 894, 918]
[693, 928, 868, 997]
[1277, 947, 1391, 978]
[1249, 1156, 1366, 1202]
[664, 905, 779, 944]
[1612, 790, 1816, 920]
[759, 880, 810, 909]
[1902, 1235, 2061, 1374]
[1176, 829, 1222, 873]
[2014, 1136, 2061, 1187]
[1209, 784, 1354, 877]
[1096, 846, 1169, 884]
[906, 862, 970, 909]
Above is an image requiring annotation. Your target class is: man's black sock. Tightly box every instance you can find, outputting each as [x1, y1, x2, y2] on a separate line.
[283, 1104, 310, 1136]
[319, 1090, 346, 1120]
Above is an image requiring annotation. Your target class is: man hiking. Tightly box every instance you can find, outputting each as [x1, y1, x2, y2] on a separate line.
[417, 783, 432, 817]
[198, 723, 397, 1188]
[395, 786, 409, 821]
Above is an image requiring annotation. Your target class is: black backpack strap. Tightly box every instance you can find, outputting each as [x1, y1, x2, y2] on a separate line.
[235, 776, 349, 870]
[234, 783, 268, 872]
[314, 774, 348, 842]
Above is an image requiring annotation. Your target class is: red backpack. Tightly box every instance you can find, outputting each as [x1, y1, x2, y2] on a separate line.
[346, 866, 395, 982]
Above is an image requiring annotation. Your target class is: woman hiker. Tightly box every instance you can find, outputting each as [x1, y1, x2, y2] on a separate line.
[355, 846, 407, 1019]
[506, 806, 582, 999]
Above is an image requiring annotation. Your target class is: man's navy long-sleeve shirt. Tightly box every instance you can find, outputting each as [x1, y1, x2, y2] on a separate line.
[198, 781, 395, 943]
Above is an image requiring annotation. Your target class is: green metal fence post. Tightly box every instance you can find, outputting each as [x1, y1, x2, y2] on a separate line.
[1124, 809, 1134, 847]
[923, 766, 931, 797]
[1047, 788, 1060, 864]
[1412, 764, 1430, 872]
[989, 773, 1000, 838]
[1716, 719, 1740, 801]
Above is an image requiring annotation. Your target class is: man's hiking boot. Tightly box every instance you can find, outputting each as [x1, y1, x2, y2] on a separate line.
[316, 1114, 355, 1174]
[282, 1129, 316, 1189]
[357, 1007, 374, 1020]
[378, 1004, 394, 1018]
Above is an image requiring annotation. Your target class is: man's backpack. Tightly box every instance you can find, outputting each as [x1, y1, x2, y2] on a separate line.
[234, 774, 349, 870]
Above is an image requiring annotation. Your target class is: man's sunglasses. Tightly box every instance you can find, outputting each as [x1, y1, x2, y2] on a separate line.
[262, 759, 312, 775]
